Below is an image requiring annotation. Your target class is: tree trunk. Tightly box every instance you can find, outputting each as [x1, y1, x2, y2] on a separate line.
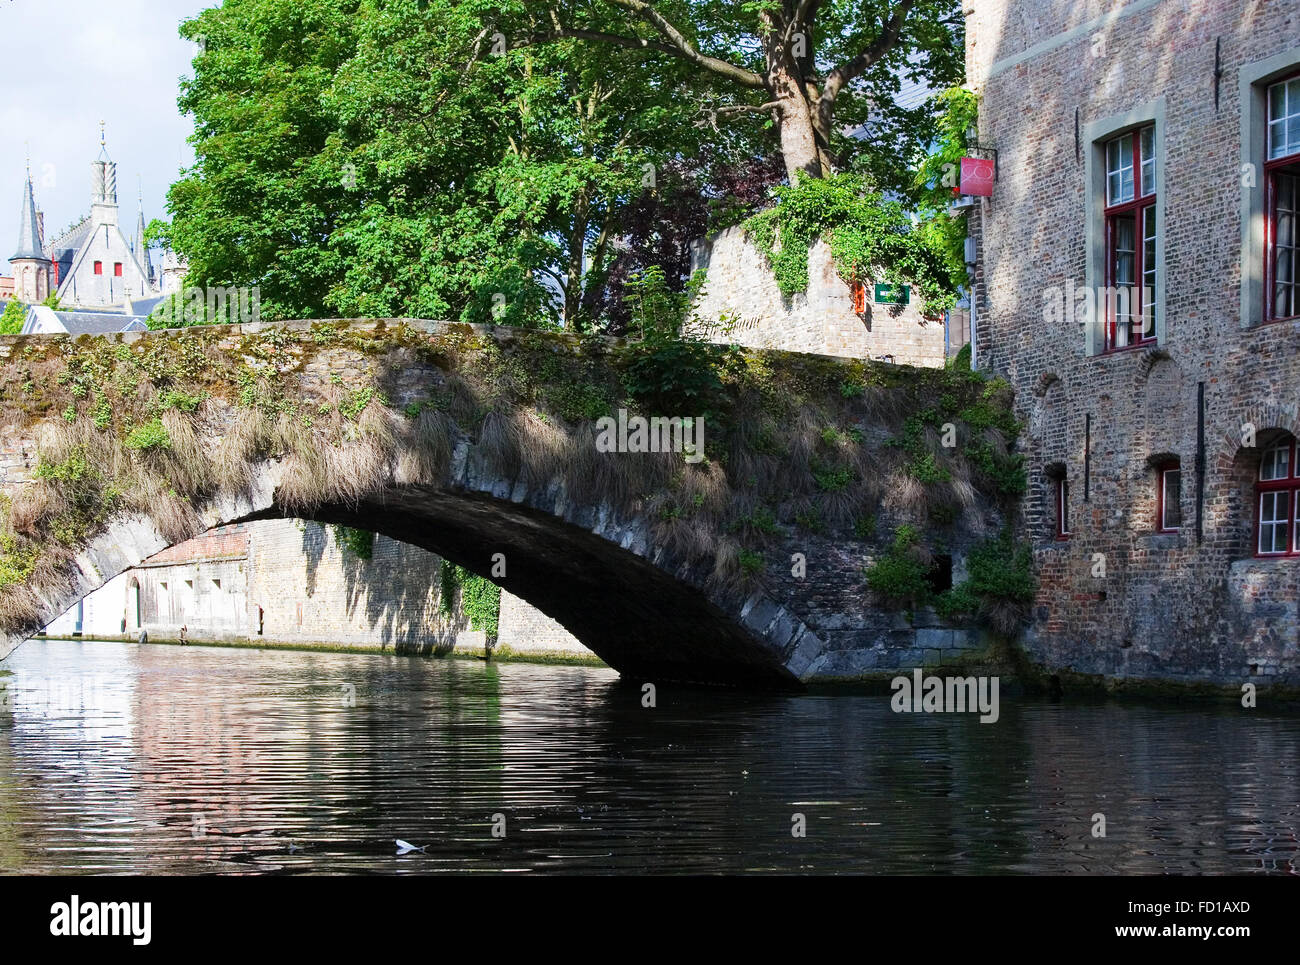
[776, 94, 823, 182]
[759, 35, 832, 183]
[767, 44, 829, 181]
[565, 200, 588, 329]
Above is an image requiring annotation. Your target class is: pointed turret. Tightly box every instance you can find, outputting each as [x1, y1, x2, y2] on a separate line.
[11, 174, 44, 261]
[10, 163, 52, 303]
[135, 191, 151, 285]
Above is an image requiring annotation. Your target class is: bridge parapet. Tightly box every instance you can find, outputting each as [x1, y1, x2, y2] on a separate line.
[0, 320, 1019, 682]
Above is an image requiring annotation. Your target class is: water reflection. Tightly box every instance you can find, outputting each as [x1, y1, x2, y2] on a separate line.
[0, 640, 1295, 874]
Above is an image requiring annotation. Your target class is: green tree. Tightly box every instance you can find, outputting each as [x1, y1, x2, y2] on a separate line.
[0, 300, 26, 335]
[165, 0, 963, 329]
[168, 0, 727, 329]
[168, 0, 357, 321]
[484, 0, 964, 186]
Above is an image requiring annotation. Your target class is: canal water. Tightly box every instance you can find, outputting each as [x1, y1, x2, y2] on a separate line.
[0, 639, 1296, 874]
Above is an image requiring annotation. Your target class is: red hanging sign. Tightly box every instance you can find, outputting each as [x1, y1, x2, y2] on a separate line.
[960, 156, 995, 197]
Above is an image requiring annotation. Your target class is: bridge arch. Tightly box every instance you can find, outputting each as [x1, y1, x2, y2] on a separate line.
[0, 321, 1016, 685]
[5, 452, 826, 686]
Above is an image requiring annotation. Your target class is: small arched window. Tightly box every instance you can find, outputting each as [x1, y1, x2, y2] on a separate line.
[1256, 435, 1299, 555]
[1044, 462, 1069, 540]
[1156, 459, 1181, 533]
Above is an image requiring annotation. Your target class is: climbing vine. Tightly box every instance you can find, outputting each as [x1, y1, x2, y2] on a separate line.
[332, 525, 375, 560]
[744, 173, 963, 316]
[438, 560, 501, 639]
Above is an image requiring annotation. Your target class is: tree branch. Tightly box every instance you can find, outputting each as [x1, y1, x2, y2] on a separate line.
[820, 0, 915, 107]
[604, 0, 768, 89]
[783, 0, 823, 46]
[695, 101, 782, 131]
[513, 27, 680, 59]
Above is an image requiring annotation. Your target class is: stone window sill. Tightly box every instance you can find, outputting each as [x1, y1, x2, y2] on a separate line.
[1143, 532, 1184, 549]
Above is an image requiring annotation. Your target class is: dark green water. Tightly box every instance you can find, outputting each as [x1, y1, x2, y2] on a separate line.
[0, 639, 1295, 874]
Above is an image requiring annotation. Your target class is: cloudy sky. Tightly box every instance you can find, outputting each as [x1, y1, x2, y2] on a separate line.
[1, 0, 211, 250]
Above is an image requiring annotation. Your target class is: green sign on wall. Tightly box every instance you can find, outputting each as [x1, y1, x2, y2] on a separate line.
[874, 283, 910, 305]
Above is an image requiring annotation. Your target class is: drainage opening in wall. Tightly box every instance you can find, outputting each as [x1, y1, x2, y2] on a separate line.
[926, 555, 953, 595]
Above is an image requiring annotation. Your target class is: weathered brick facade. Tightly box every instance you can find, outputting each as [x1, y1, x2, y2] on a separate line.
[967, 0, 1300, 686]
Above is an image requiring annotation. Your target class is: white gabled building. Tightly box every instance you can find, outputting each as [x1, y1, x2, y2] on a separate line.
[52, 132, 154, 310]
[6, 129, 187, 334]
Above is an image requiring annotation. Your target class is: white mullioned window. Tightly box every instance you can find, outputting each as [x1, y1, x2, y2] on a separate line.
[1256, 438, 1300, 555]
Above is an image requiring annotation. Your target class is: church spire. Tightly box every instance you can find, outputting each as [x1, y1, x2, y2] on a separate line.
[91, 121, 117, 207]
[10, 169, 45, 263]
[135, 182, 151, 285]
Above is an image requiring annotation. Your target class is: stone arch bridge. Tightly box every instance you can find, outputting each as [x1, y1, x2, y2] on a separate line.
[0, 321, 1011, 685]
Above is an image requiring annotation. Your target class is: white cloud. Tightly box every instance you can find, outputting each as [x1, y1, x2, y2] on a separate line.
[1, 0, 211, 256]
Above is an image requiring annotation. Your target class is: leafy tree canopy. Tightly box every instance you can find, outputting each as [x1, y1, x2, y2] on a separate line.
[164, 0, 964, 330]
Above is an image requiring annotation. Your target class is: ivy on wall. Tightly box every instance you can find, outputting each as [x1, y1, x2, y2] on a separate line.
[332, 525, 375, 560]
[743, 173, 964, 317]
[438, 560, 501, 640]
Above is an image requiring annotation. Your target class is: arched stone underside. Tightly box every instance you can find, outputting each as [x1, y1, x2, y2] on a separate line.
[1, 320, 1020, 686]
[2, 458, 821, 686]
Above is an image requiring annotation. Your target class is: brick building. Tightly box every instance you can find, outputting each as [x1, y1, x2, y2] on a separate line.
[966, 0, 1300, 685]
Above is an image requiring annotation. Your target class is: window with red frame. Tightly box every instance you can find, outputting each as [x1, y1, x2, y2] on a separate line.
[93, 261, 102, 275]
[1256, 436, 1300, 555]
[1103, 125, 1156, 350]
[1266, 76, 1300, 322]
[1055, 478, 1070, 539]
[1157, 462, 1182, 532]
[114, 263, 123, 277]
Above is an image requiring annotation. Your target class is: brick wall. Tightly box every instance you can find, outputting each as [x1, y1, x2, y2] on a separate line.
[496, 590, 592, 655]
[145, 524, 247, 565]
[967, 0, 1300, 685]
[246, 518, 447, 650]
[0, 433, 35, 490]
[245, 519, 592, 656]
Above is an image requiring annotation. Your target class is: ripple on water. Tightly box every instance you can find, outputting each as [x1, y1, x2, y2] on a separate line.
[0, 639, 1296, 874]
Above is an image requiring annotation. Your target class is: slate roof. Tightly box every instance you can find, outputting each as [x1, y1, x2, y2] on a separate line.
[129, 296, 164, 317]
[11, 178, 45, 261]
[48, 216, 91, 256]
[21, 306, 149, 335]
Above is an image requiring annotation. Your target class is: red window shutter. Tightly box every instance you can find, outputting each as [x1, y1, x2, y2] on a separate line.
[114, 262, 123, 277]
[851, 279, 867, 314]
[93, 261, 103, 275]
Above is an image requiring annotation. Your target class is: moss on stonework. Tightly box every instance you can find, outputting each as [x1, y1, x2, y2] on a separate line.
[0, 320, 1024, 639]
